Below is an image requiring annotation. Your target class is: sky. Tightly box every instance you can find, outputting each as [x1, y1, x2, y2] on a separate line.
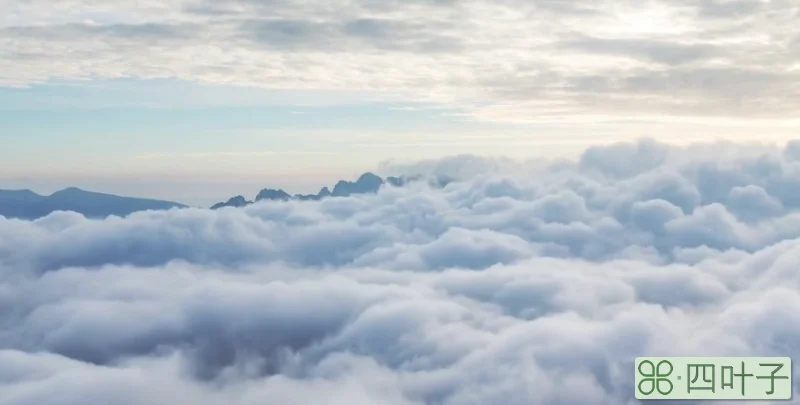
[1, 0, 799, 205]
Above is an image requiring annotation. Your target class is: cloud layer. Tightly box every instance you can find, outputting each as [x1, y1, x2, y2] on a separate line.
[3, 139, 800, 404]
[2, 0, 799, 122]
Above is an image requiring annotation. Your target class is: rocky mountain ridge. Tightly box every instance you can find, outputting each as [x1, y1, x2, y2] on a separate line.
[210, 172, 452, 209]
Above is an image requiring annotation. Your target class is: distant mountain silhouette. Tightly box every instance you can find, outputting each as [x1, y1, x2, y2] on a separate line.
[210, 195, 251, 210]
[1, 173, 458, 218]
[256, 189, 291, 202]
[330, 172, 384, 197]
[294, 186, 331, 201]
[210, 172, 454, 209]
[386, 176, 406, 187]
[0, 187, 186, 220]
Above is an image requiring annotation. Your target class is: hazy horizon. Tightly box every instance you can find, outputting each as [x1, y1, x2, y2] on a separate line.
[4, 137, 800, 207]
[3, 0, 800, 208]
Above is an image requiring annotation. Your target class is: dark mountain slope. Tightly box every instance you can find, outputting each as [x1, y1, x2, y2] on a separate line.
[0, 187, 186, 220]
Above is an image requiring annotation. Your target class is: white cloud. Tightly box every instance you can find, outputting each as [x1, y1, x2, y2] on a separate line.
[3, 139, 800, 404]
[1, 0, 798, 124]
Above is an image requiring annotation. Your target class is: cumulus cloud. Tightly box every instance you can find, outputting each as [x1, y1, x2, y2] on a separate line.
[1, 0, 798, 123]
[5, 139, 800, 404]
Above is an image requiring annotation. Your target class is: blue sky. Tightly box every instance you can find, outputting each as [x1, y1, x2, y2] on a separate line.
[2, 0, 799, 206]
[0, 78, 644, 205]
[0, 79, 507, 202]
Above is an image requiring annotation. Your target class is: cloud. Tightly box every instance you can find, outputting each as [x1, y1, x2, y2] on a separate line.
[4, 139, 800, 404]
[560, 36, 722, 66]
[1, 0, 798, 123]
[3, 22, 195, 41]
[238, 18, 464, 53]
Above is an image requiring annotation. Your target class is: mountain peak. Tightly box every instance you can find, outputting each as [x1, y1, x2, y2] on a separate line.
[211, 195, 251, 210]
[48, 187, 102, 200]
[0, 187, 184, 220]
[256, 188, 291, 202]
[357, 172, 382, 182]
[0, 188, 40, 196]
[208, 172, 452, 209]
[332, 172, 385, 197]
[52, 187, 86, 195]
[0, 189, 44, 204]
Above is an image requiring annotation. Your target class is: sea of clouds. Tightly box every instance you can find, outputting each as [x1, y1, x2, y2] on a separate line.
[3, 138, 800, 404]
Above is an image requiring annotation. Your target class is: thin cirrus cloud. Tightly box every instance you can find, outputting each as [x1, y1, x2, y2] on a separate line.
[1, 0, 798, 123]
[3, 139, 800, 404]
